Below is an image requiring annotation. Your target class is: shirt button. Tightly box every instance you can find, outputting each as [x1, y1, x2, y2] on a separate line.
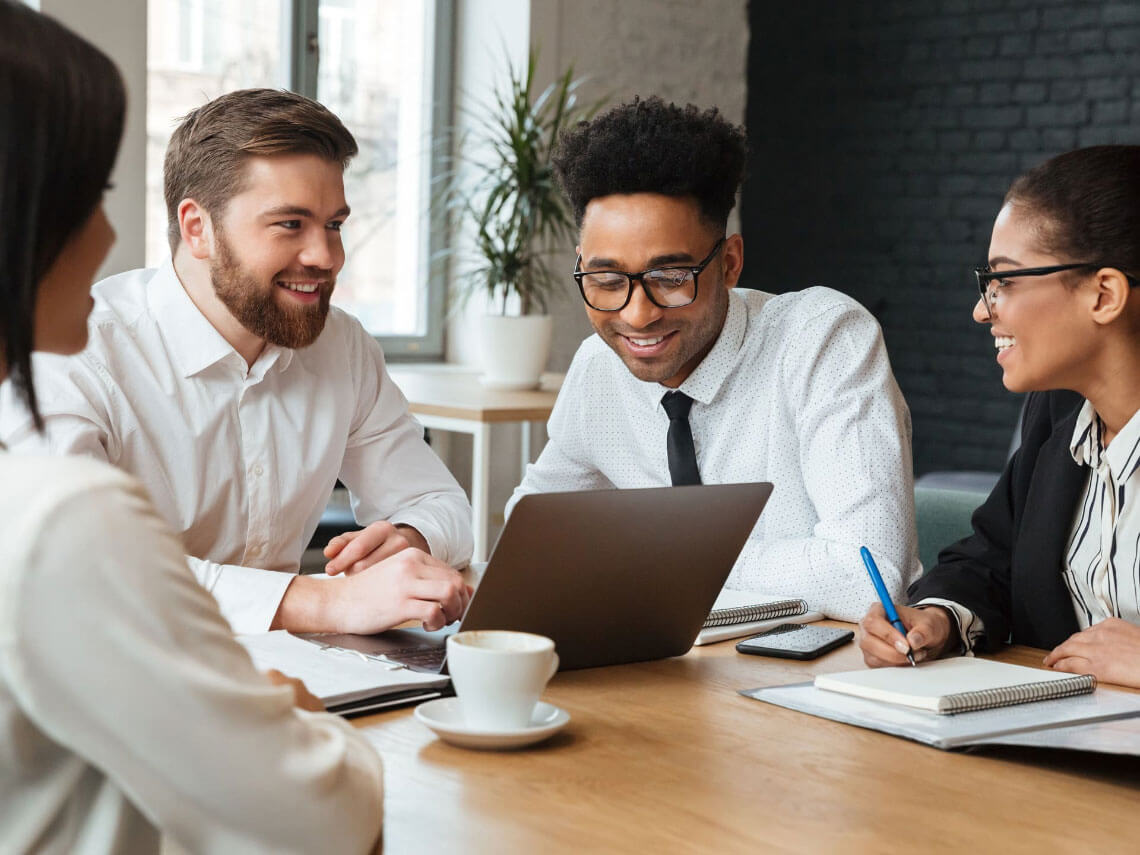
[252, 464, 264, 477]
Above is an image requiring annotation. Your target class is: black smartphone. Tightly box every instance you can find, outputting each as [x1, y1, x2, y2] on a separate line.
[735, 624, 854, 660]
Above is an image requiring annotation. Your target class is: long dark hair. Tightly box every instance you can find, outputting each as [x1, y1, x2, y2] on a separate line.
[0, 0, 126, 429]
[1005, 145, 1140, 280]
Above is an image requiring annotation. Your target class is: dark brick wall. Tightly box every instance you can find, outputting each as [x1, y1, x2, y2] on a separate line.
[741, 0, 1140, 475]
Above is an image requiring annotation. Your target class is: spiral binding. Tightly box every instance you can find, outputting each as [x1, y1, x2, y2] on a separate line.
[702, 597, 808, 628]
[939, 674, 1096, 714]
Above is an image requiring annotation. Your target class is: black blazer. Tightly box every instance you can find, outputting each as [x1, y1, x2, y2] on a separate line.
[909, 389, 1089, 652]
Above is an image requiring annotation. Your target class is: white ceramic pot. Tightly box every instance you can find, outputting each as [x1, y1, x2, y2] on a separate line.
[480, 314, 554, 390]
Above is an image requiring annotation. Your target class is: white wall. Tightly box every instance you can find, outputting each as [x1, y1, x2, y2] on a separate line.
[445, 0, 749, 541]
[40, 0, 148, 277]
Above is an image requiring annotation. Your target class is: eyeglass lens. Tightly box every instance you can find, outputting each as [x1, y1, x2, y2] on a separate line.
[580, 268, 697, 310]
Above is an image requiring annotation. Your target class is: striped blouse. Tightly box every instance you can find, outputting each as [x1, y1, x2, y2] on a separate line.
[921, 400, 1140, 652]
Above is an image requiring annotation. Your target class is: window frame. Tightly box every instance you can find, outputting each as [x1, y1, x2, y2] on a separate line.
[287, 0, 452, 360]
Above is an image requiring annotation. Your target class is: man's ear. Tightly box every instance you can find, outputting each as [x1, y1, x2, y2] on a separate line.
[721, 233, 744, 289]
[1089, 267, 1133, 327]
[178, 199, 214, 261]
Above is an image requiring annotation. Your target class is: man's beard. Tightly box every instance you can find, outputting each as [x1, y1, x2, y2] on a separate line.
[209, 232, 334, 350]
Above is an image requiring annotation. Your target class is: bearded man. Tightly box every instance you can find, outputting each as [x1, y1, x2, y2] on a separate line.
[0, 89, 473, 635]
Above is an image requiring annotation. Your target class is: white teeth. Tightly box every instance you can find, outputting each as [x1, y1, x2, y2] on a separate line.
[995, 336, 1016, 350]
[628, 336, 664, 347]
[279, 281, 319, 293]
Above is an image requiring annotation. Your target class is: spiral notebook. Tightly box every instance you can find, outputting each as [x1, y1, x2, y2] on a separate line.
[743, 677, 1140, 752]
[813, 658, 1096, 714]
[694, 590, 822, 645]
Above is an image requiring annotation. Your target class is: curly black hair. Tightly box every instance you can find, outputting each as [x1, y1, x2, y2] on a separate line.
[553, 96, 747, 230]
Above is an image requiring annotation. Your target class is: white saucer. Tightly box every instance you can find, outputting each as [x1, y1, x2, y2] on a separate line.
[414, 698, 569, 750]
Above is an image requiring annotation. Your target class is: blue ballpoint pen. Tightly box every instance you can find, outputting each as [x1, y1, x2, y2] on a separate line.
[859, 546, 917, 667]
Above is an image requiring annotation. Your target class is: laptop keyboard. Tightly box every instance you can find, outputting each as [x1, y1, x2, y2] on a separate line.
[380, 645, 447, 670]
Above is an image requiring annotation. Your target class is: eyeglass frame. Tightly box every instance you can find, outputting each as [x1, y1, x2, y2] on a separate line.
[572, 237, 725, 311]
[973, 262, 1140, 320]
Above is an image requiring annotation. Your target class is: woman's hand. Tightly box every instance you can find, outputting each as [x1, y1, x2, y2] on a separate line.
[1043, 618, 1140, 688]
[857, 603, 956, 667]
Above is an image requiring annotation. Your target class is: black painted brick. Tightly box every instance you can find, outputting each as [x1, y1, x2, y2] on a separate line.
[742, 0, 1140, 475]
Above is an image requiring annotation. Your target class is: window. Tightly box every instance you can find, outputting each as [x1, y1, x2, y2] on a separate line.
[146, 0, 449, 357]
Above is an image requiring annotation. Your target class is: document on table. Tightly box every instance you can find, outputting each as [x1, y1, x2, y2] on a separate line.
[238, 630, 449, 711]
[741, 680, 1140, 752]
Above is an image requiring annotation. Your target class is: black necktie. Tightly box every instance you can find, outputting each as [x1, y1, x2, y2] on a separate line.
[661, 391, 701, 486]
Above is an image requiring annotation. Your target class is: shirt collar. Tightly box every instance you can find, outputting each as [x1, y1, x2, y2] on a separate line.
[147, 259, 293, 379]
[1070, 399, 1140, 481]
[673, 290, 747, 406]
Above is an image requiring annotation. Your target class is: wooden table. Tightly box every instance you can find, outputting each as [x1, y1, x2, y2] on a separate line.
[355, 629, 1138, 853]
[387, 366, 562, 562]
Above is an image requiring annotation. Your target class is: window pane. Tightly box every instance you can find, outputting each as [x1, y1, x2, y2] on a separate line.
[317, 0, 432, 337]
[146, 0, 287, 267]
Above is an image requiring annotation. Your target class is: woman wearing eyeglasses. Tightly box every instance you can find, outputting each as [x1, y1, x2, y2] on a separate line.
[0, 4, 382, 851]
[858, 145, 1140, 689]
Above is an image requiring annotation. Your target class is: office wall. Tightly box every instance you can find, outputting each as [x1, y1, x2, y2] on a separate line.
[40, 0, 148, 277]
[742, 0, 1140, 475]
[448, 0, 749, 371]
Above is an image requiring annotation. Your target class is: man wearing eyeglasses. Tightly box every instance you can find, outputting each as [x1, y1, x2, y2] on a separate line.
[505, 97, 920, 621]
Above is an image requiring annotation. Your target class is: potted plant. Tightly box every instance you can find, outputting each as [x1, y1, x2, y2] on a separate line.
[444, 52, 604, 389]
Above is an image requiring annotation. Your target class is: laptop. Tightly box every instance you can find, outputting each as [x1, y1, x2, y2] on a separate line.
[303, 482, 772, 672]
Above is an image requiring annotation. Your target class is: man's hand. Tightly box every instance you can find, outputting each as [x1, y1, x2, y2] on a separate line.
[1043, 618, 1140, 688]
[334, 548, 470, 633]
[272, 548, 471, 635]
[857, 602, 956, 667]
[264, 669, 325, 712]
[324, 521, 430, 575]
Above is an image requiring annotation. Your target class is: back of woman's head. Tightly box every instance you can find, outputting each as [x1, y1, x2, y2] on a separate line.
[1005, 145, 1140, 279]
[0, 0, 125, 426]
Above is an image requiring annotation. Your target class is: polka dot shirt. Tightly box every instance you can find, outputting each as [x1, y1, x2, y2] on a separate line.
[506, 287, 921, 621]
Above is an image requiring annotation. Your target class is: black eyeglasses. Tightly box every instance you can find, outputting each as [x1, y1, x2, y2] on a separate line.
[573, 238, 725, 311]
[973, 263, 1139, 319]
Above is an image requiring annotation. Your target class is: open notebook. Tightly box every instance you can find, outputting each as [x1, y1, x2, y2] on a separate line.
[694, 590, 822, 645]
[237, 631, 449, 716]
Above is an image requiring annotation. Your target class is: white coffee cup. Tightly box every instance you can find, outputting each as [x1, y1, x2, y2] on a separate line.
[446, 630, 559, 730]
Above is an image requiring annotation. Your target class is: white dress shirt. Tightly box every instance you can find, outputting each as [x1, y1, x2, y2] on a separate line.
[932, 401, 1140, 652]
[0, 453, 384, 854]
[0, 261, 473, 633]
[507, 287, 920, 621]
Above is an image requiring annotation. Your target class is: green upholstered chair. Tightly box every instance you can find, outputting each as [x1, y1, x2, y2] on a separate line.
[914, 485, 988, 574]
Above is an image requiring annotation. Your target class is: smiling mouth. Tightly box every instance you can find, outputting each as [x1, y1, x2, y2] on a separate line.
[277, 280, 322, 294]
[628, 335, 664, 346]
[618, 332, 678, 356]
[995, 335, 1016, 352]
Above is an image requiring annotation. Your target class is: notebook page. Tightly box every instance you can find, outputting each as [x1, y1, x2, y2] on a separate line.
[814, 658, 1082, 712]
[238, 631, 447, 705]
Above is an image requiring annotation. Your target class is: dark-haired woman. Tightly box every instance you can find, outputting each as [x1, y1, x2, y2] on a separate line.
[858, 145, 1140, 689]
[0, 4, 383, 851]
